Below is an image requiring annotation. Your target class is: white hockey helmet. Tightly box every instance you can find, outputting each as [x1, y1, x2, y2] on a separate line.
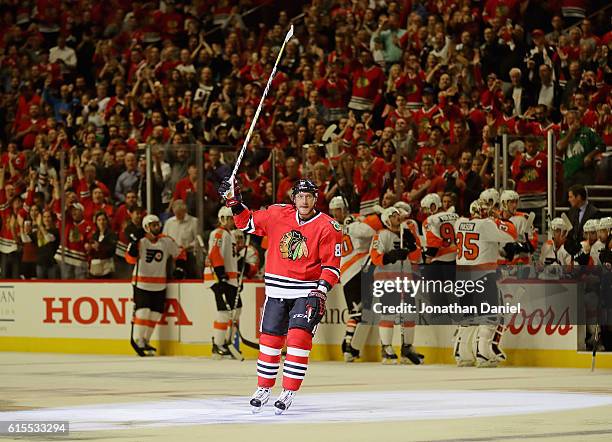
[142, 214, 161, 233]
[394, 201, 411, 217]
[218, 206, 233, 224]
[500, 190, 519, 212]
[381, 207, 400, 228]
[329, 196, 348, 211]
[421, 193, 441, 214]
[469, 200, 486, 218]
[583, 219, 599, 233]
[480, 188, 500, 206]
[550, 217, 569, 232]
[598, 217, 612, 231]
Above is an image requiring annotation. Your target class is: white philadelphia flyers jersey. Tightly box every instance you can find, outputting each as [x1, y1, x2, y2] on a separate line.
[402, 219, 423, 264]
[423, 211, 459, 262]
[370, 228, 411, 273]
[204, 227, 238, 287]
[340, 219, 377, 284]
[454, 218, 516, 266]
[591, 240, 605, 266]
[130, 235, 181, 291]
[538, 240, 572, 279]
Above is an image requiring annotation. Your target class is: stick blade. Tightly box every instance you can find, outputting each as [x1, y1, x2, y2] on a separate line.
[561, 213, 573, 232]
[285, 24, 294, 42]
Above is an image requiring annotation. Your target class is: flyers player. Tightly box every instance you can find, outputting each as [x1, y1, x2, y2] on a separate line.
[592, 217, 612, 266]
[370, 207, 423, 365]
[329, 196, 377, 362]
[218, 177, 342, 415]
[499, 190, 537, 266]
[203, 207, 240, 359]
[421, 193, 459, 303]
[395, 201, 423, 265]
[538, 217, 573, 279]
[574, 219, 599, 265]
[453, 201, 517, 367]
[126, 215, 184, 356]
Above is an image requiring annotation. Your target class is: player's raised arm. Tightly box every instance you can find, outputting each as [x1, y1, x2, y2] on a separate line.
[218, 175, 270, 236]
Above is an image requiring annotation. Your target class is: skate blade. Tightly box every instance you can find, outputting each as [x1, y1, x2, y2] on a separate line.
[382, 358, 398, 365]
[343, 353, 356, 363]
[273, 401, 291, 415]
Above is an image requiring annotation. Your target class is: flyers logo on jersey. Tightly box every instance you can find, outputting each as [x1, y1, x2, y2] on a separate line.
[279, 230, 308, 261]
[145, 249, 164, 263]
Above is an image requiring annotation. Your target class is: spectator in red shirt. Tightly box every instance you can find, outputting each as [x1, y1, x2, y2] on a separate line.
[408, 156, 446, 203]
[353, 141, 387, 215]
[276, 157, 301, 203]
[14, 104, 47, 150]
[511, 136, 548, 195]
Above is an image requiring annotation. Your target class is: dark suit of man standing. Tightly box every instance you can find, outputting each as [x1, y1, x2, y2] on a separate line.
[566, 184, 601, 254]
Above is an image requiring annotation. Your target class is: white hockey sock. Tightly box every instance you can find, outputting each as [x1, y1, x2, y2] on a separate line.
[133, 308, 151, 347]
[213, 311, 231, 345]
[144, 311, 162, 342]
[401, 324, 415, 345]
[379, 321, 394, 346]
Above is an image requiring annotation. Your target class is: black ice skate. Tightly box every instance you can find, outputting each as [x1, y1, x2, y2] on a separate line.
[211, 339, 232, 360]
[342, 340, 360, 362]
[274, 389, 295, 415]
[250, 387, 271, 413]
[381, 345, 398, 365]
[144, 341, 157, 356]
[400, 344, 424, 365]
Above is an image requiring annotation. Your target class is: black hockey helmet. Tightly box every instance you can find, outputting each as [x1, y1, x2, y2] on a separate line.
[291, 179, 318, 200]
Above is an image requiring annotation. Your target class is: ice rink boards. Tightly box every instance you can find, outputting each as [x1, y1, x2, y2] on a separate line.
[1, 353, 612, 441]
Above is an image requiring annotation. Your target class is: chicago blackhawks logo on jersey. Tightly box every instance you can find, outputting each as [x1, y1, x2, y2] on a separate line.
[279, 230, 308, 261]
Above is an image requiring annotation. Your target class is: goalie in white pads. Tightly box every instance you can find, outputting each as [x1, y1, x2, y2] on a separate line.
[126, 215, 185, 356]
[369, 207, 423, 365]
[204, 207, 241, 359]
[329, 196, 377, 362]
[453, 200, 517, 367]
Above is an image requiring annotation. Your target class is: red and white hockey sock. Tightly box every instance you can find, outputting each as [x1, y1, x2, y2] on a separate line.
[144, 311, 162, 343]
[282, 328, 312, 391]
[379, 320, 394, 346]
[257, 334, 285, 388]
[133, 308, 152, 347]
[401, 322, 415, 345]
[213, 311, 231, 345]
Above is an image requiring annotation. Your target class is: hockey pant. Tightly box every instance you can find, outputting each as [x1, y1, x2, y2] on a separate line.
[132, 287, 166, 348]
[212, 282, 242, 346]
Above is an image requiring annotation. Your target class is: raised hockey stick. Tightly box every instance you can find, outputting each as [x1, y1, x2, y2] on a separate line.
[224, 24, 294, 199]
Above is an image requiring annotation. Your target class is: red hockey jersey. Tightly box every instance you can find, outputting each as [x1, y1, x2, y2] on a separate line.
[234, 204, 342, 299]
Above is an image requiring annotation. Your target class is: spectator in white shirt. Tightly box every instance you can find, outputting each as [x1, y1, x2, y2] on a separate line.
[163, 199, 199, 278]
[49, 36, 77, 71]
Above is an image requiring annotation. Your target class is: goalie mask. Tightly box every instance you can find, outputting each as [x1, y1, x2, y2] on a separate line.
[420, 193, 441, 215]
[142, 214, 161, 235]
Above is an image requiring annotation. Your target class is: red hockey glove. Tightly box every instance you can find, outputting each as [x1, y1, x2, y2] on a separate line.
[306, 289, 327, 324]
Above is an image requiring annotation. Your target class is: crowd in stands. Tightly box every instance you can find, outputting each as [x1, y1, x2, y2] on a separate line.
[0, 0, 610, 280]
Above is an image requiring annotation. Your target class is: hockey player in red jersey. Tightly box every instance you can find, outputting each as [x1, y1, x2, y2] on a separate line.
[125, 215, 185, 357]
[218, 177, 342, 415]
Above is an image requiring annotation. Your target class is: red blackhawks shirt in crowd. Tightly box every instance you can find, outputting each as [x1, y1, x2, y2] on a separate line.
[511, 150, 548, 194]
[234, 204, 342, 299]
